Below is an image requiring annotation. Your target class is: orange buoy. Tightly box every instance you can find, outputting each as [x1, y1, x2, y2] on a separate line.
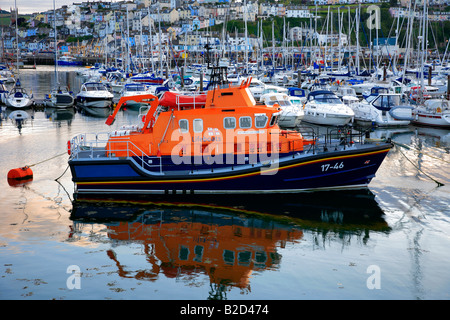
[7, 166, 33, 181]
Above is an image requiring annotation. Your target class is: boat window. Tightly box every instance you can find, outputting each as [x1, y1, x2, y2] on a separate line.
[269, 114, 278, 127]
[239, 116, 252, 129]
[373, 95, 399, 108]
[193, 119, 203, 133]
[255, 114, 268, 128]
[179, 119, 188, 133]
[311, 93, 341, 104]
[223, 117, 236, 129]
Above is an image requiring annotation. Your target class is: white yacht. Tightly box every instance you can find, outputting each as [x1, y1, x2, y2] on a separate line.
[44, 85, 74, 108]
[260, 92, 304, 128]
[76, 82, 114, 108]
[119, 83, 153, 109]
[349, 93, 413, 127]
[302, 90, 354, 126]
[4, 79, 34, 109]
[412, 99, 450, 128]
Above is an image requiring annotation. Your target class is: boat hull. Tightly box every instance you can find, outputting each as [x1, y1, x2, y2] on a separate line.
[302, 113, 352, 126]
[76, 95, 113, 108]
[4, 96, 33, 108]
[44, 93, 74, 108]
[69, 144, 392, 195]
[412, 112, 450, 128]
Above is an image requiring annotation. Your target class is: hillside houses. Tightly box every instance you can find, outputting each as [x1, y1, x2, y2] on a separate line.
[1, 0, 403, 55]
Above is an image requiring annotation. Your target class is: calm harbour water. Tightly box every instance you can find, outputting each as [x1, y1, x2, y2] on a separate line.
[0, 66, 449, 301]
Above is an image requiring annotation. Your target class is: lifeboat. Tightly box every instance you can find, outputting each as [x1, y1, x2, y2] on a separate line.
[159, 91, 207, 109]
[68, 67, 393, 195]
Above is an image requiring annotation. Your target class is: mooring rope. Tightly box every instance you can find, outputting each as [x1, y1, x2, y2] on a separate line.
[395, 144, 445, 187]
[393, 141, 450, 165]
[28, 152, 67, 167]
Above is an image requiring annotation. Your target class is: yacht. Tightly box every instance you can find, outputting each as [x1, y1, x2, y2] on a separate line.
[260, 92, 304, 128]
[44, 85, 75, 108]
[349, 93, 414, 127]
[412, 99, 450, 128]
[119, 83, 153, 109]
[302, 90, 354, 126]
[3, 79, 34, 109]
[76, 82, 114, 108]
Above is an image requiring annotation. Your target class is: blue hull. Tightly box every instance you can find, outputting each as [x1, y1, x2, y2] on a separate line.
[57, 61, 83, 66]
[69, 144, 392, 195]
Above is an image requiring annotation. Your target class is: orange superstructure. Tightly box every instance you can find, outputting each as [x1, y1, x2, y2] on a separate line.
[104, 76, 313, 160]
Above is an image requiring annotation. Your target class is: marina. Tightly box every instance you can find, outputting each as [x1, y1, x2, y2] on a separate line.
[0, 66, 449, 301]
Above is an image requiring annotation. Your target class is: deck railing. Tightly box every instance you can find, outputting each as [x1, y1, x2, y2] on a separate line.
[69, 132, 163, 173]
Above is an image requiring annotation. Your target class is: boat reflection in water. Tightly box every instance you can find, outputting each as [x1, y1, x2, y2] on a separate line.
[70, 191, 389, 299]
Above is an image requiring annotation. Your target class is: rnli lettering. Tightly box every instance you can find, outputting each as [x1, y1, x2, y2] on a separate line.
[191, 136, 222, 143]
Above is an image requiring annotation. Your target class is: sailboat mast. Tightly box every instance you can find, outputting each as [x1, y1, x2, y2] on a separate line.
[54, 0, 58, 84]
[15, 0, 19, 77]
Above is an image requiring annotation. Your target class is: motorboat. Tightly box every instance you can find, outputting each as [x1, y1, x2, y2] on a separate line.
[76, 82, 114, 108]
[44, 85, 75, 108]
[335, 86, 358, 100]
[362, 86, 390, 101]
[302, 90, 354, 126]
[129, 73, 165, 85]
[67, 68, 393, 196]
[57, 55, 82, 66]
[260, 92, 304, 128]
[119, 83, 153, 109]
[106, 71, 127, 93]
[247, 78, 287, 101]
[412, 99, 450, 128]
[0, 68, 15, 83]
[349, 93, 414, 127]
[3, 79, 34, 109]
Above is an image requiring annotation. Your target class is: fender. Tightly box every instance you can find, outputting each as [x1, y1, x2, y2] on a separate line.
[388, 105, 415, 121]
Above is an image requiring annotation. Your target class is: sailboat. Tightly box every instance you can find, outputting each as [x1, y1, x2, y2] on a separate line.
[43, 0, 74, 108]
[4, 78, 34, 109]
[4, 0, 34, 109]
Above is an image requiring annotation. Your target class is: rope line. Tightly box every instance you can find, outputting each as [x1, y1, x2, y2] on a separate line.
[396, 144, 444, 187]
[28, 152, 67, 167]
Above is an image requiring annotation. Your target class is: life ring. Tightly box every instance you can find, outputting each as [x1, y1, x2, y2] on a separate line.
[437, 107, 442, 113]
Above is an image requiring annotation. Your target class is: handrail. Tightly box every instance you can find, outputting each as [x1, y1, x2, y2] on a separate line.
[157, 109, 174, 156]
[70, 133, 162, 173]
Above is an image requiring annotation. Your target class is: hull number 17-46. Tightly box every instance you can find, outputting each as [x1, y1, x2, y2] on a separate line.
[321, 162, 344, 172]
